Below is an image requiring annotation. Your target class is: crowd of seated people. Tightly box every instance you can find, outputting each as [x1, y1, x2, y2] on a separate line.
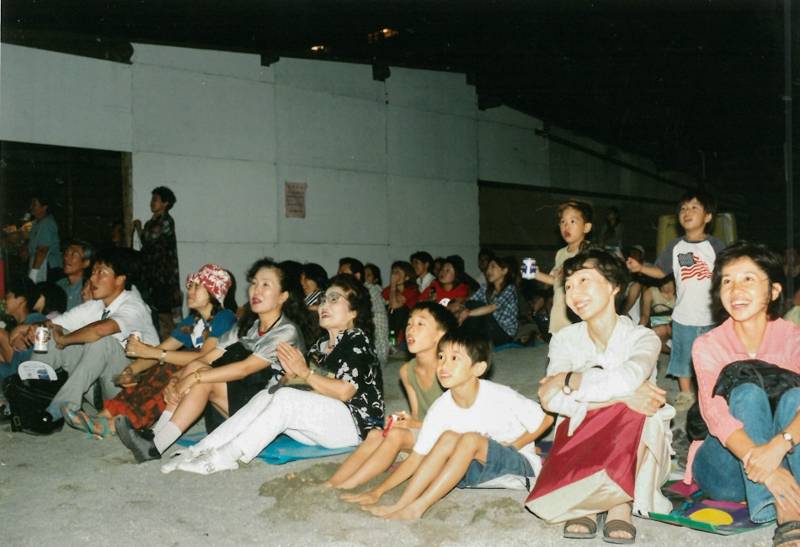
[6, 188, 800, 546]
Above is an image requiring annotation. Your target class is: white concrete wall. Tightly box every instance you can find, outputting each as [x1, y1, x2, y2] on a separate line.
[0, 43, 690, 305]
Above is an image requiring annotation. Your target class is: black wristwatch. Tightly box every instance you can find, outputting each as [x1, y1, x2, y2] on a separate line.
[563, 372, 574, 395]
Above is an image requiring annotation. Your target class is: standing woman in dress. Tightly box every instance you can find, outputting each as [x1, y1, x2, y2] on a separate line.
[134, 186, 181, 338]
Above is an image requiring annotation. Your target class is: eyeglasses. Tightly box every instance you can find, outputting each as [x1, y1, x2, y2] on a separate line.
[320, 292, 348, 306]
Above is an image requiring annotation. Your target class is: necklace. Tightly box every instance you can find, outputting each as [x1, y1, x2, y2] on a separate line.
[258, 314, 281, 337]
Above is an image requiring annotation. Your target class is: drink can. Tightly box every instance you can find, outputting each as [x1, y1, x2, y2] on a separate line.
[521, 258, 537, 280]
[129, 331, 143, 344]
[34, 326, 50, 353]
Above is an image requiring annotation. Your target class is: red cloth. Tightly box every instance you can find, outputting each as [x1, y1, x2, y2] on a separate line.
[527, 403, 645, 504]
[381, 284, 420, 309]
[420, 280, 469, 303]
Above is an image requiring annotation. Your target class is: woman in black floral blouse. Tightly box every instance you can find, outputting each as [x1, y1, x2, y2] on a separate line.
[163, 273, 385, 475]
[134, 186, 181, 337]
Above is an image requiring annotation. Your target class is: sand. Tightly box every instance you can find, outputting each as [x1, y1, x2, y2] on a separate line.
[1, 345, 775, 546]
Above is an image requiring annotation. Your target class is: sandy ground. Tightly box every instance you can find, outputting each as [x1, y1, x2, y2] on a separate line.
[1, 344, 777, 546]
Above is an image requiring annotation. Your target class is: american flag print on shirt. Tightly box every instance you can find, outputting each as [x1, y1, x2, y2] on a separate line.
[678, 252, 712, 281]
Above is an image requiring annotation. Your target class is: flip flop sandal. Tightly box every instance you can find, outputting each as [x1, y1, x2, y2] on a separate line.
[61, 407, 92, 434]
[773, 520, 800, 547]
[603, 519, 636, 544]
[563, 513, 605, 539]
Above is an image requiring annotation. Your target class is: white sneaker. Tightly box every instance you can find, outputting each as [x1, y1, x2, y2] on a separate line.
[160, 448, 201, 474]
[176, 448, 239, 475]
[673, 391, 697, 411]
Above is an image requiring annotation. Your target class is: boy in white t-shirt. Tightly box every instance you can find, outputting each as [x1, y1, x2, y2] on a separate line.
[627, 191, 725, 410]
[359, 330, 552, 520]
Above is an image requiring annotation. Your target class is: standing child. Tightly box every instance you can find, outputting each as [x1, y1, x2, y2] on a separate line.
[323, 302, 457, 490]
[352, 330, 552, 520]
[627, 191, 725, 410]
[532, 200, 594, 335]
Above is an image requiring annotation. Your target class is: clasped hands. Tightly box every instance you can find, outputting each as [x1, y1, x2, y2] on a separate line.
[538, 372, 666, 417]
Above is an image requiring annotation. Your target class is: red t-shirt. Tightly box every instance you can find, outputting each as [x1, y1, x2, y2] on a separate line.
[382, 284, 420, 309]
[420, 280, 469, 304]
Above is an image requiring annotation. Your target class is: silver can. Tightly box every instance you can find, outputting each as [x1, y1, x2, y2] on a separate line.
[34, 326, 50, 353]
[521, 258, 537, 280]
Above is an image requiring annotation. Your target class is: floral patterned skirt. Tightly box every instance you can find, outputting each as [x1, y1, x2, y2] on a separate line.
[104, 363, 181, 429]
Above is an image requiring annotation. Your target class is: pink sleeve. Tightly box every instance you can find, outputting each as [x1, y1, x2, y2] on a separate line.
[692, 332, 743, 446]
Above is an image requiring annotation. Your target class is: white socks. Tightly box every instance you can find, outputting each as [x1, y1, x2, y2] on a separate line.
[153, 421, 182, 454]
[152, 411, 173, 434]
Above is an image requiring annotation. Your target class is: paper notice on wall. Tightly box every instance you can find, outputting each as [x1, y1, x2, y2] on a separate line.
[285, 182, 307, 218]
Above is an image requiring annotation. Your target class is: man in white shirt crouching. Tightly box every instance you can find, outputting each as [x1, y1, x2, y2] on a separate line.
[14, 248, 159, 433]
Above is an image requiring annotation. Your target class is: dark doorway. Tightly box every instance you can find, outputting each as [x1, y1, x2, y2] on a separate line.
[0, 141, 129, 283]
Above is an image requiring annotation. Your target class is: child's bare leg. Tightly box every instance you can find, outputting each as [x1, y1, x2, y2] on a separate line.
[366, 431, 460, 517]
[386, 432, 489, 520]
[318, 430, 383, 487]
[335, 428, 415, 490]
[678, 377, 692, 393]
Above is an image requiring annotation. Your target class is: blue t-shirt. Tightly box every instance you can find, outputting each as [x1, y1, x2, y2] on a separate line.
[170, 309, 237, 349]
[28, 215, 62, 280]
[0, 312, 48, 379]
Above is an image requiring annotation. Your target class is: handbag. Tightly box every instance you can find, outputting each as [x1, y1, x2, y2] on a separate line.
[3, 369, 69, 433]
[713, 359, 800, 413]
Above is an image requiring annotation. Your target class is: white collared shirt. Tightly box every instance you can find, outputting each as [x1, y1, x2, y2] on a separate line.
[545, 315, 661, 433]
[53, 286, 159, 347]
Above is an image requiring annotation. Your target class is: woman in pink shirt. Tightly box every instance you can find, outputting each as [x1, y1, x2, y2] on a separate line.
[692, 241, 800, 546]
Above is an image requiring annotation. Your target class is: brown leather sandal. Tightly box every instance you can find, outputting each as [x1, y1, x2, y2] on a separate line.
[602, 519, 636, 544]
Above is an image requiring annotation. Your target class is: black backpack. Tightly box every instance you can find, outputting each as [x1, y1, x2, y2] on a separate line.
[3, 370, 69, 432]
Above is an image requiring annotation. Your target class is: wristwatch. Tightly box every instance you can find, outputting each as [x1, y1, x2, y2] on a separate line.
[782, 431, 796, 454]
[563, 372, 574, 395]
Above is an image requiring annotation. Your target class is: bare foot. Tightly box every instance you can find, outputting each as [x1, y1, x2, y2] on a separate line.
[363, 504, 398, 517]
[341, 491, 380, 505]
[384, 504, 424, 520]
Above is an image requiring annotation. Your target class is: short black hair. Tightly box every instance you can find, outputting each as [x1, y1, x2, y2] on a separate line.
[302, 263, 329, 291]
[710, 241, 786, 323]
[93, 247, 136, 290]
[410, 251, 433, 273]
[410, 301, 458, 334]
[478, 249, 495, 261]
[437, 329, 493, 376]
[152, 186, 177, 211]
[677, 190, 716, 234]
[31, 191, 54, 209]
[6, 278, 41, 313]
[562, 246, 631, 312]
[36, 282, 67, 315]
[63, 238, 96, 262]
[339, 257, 365, 280]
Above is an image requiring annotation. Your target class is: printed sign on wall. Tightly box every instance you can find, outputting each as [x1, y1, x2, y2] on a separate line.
[285, 182, 307, 218]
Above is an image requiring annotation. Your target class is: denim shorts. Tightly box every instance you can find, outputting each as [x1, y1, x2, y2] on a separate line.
[667, 321, 714, 378]
[458, 438, 534, 489]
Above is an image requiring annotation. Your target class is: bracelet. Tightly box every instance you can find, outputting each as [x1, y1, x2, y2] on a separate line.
[158, 349, 167, 365]
[195, 371, 202, 384]
[305, 369, 315, 381]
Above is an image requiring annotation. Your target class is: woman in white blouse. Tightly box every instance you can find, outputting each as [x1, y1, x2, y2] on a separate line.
[526, 247, 674, 544]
